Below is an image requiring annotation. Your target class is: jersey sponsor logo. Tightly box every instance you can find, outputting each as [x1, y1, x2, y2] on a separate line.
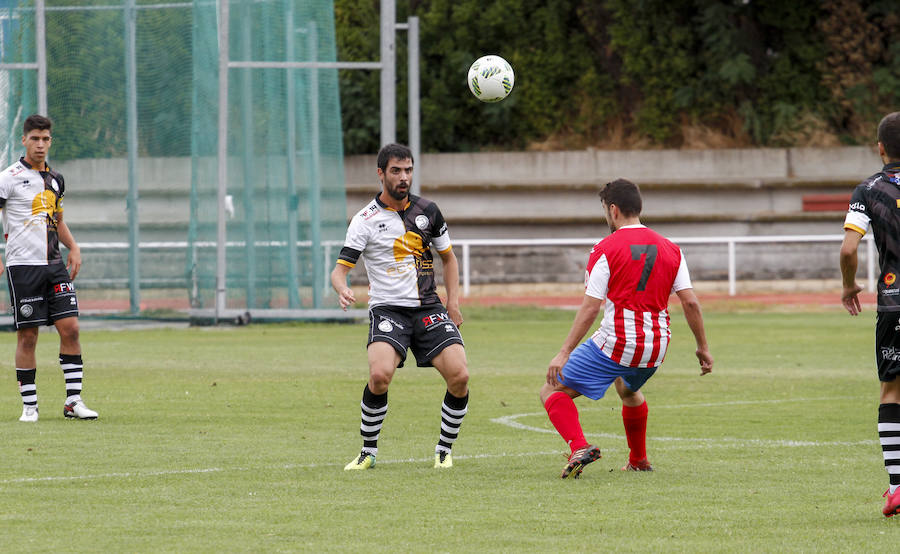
[849, 202, 865, 212]
[415, 215, 429, 230]
[882, 346, 900, 362]
[20, 296, 43, 303]
[886, 273, 897, 286]
[422, 311, 450, 329]
[881, 288, 899, 296]
[54, 282, 75, 294]
[377, 222, 388, 232]
[361, 203, 379, 220]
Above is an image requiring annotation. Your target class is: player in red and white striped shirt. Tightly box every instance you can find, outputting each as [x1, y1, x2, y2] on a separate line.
[539, 179, 713, 479]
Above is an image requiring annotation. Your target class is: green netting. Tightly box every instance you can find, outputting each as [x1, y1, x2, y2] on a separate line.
[0, 0, 347, 313]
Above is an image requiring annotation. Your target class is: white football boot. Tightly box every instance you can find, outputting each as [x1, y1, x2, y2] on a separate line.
[19, 405, 38, 422]
[63, 398, 98, 420]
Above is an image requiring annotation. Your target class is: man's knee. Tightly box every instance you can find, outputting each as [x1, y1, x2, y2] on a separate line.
[368, 367, 394, 392]
[446, 366, 469, 394]
[58, 322, 80, 345]
[16, 328, 38, 350]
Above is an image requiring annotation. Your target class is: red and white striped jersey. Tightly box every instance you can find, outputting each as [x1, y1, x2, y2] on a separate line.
[584, 224, 692, 368]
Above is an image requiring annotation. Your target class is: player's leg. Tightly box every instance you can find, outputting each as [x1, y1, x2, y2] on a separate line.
[615, 377, 652, 471]
[15, 327, 40, 422]
[48, 264, 96, 420]
[345, 308, 409, 470]
[345, 342, 401, 470]
[8, 265, 46, 422]
[430, 343, 469, 468]
[408, 305, 468, 468]
[875, 313, 900, 515]
[53, 316, 96, 420]
[541, 341, 621, 478]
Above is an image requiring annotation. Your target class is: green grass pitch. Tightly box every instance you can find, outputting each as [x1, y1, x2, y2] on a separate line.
[0, 305, 896, 551]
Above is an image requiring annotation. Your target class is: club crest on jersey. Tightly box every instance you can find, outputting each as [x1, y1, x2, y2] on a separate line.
[378, 319, 393, 332]
[19, 304, 33, 317]
[415, 215, 429, 230]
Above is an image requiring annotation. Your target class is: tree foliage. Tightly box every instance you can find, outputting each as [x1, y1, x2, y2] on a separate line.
[335, 0, 900, 153]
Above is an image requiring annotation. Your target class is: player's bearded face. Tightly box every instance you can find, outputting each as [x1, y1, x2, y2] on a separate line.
[381, 158, 413, 201]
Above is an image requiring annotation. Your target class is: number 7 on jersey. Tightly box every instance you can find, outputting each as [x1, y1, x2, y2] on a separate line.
[630, 244, 657, 291]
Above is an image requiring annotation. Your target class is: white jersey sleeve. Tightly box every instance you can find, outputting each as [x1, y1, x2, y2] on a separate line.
[671, 251, 693, 292]
[584, 253, 610, 300]
[343, 211, 371, 255]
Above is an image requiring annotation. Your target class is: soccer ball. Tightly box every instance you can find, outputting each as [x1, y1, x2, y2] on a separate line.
[467, 55, 515, 103]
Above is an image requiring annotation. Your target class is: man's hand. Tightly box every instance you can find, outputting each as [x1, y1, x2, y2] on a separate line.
[546, 351, 570, 386]
[842, 283, 864, 315]
[336, 287, 356, 310]
[696, 348, 713, 375]
[66, 247, 81, 279]
[447, 303, 464, 327]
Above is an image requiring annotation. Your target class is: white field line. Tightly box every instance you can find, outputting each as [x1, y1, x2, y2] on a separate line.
[491, 396, 876, 448]
[0, 397, 875, 486]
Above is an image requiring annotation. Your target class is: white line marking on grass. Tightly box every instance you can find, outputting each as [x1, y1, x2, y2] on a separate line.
[492, 394, 877, 448]
[0, 397, 874, 486]
[0, 451, 572, 486]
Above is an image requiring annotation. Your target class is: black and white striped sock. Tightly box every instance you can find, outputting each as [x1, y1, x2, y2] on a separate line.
[436, 390, 469, 455]
[16, 368, 37, 409]
[60, 354, 83, 403]
[878, 403, 900, 493]
[360, 385, 388, 456]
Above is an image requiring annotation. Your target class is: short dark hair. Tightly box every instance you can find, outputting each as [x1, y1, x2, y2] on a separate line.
[878, 112, 900, 160]
[23, 114, 52, 136]
[599, 178, 642, 217]
[377, 143, 413, 171]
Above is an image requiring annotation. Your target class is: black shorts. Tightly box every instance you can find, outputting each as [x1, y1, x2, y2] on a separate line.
[876, 311, 900, 382]
[6, 263, 79, 329]
[368, 304, 465, 368]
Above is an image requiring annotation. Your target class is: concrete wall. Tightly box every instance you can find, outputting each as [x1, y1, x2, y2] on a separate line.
[51, 147, 881, 286]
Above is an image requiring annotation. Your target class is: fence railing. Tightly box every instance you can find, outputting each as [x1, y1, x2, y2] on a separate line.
[41, 232, 874, 299]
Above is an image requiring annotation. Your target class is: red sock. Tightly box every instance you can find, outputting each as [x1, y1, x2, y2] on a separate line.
[622, 401, 649, 464]
[544, 391, 588, 453]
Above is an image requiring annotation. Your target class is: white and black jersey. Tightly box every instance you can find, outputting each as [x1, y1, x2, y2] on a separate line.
[0, 157, 65, 266]
[844, 161, 900, 312]
[338, 194, 452, 307]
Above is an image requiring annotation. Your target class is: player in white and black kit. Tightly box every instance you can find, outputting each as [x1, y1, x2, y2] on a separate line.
[331, 143, 468, 470]
[0, 114, 97, 422]
[841, 111, 900, 516]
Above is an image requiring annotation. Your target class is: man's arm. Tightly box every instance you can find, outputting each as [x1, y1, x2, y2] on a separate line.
[675, 288, 713, 375]
[56, 212, 81, 279]
[437, 247, 463, 327]
[330, 262, 355, 310]
[839, 229, 864, 315]
[546, 294, 604, 385]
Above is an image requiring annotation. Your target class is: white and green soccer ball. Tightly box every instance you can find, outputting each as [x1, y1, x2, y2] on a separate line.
[467, 55, 515, 103]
